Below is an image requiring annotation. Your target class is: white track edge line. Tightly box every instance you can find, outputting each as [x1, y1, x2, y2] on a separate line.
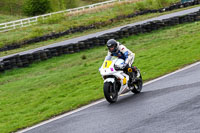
[17, 61, 200, 133]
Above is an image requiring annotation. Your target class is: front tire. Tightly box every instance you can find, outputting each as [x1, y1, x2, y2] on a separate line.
[104, 82, 118, 103]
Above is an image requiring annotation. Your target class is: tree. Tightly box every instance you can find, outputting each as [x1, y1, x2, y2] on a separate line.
[23, 0, 52, 16]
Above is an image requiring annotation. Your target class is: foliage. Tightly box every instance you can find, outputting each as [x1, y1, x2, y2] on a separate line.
[23, 0, 52, 16]
[0, 0, 24, 15]
[65, 0, 79, 9]
[50, 0, 66, 11]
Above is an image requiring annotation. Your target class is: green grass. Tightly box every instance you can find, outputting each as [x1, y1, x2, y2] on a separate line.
[0, 21, 200, 133]
[0, 14, 25, 23]
[0, 0, 179, 51]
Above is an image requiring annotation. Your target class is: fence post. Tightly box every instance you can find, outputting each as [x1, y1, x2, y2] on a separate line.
[21, 20, 23, 27]
[13, 22, 16, 30]
[36, 17, 38, 24]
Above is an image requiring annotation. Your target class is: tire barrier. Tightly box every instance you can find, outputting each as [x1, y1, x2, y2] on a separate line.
[0, 9, 200, 73]
[0, 0, 200, 52]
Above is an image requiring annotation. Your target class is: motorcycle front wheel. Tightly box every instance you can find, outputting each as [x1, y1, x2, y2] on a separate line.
[103, 82, 118, 103]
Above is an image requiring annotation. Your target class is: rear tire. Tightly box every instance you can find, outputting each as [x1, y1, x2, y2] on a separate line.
[104, 82, 118, 103]
[131, 74, 143, 94]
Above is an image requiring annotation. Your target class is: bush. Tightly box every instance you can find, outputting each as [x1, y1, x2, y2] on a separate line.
[23, 0, 52, 16]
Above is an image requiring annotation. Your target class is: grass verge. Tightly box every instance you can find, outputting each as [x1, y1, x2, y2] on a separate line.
[0, 21, 200, 133]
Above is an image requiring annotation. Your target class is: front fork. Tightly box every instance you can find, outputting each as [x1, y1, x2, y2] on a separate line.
[104, 78, 120, 95]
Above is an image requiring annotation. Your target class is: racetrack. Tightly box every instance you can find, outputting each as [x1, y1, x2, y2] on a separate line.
[19, 62, 200, 133]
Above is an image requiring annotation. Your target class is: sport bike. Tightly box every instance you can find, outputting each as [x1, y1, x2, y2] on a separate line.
[99, 56, 142, 103]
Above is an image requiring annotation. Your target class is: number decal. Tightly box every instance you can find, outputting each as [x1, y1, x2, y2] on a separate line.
[103, 61, 112, 69]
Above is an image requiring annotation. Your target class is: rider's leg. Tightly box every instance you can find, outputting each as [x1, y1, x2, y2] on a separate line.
[128, 56, 140, 78]
[128, 57, 138, 78]
[131, 66, 140, 78]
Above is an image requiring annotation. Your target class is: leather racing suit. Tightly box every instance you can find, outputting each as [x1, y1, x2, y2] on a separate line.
[105, 42, 135, 67]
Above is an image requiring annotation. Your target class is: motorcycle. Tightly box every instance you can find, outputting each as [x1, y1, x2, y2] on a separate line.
[99, 56, 143, 103]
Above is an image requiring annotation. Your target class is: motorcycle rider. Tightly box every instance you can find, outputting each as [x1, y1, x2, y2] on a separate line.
[105, 39, 140, 82]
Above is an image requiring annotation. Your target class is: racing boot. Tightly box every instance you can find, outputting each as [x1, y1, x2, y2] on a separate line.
[127, 67, 135, 88]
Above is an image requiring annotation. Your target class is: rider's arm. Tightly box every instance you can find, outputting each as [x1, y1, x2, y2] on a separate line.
[119, 45, 135, 65]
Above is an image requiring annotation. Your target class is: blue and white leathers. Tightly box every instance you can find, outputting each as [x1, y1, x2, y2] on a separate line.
[105, 42, 135, 67]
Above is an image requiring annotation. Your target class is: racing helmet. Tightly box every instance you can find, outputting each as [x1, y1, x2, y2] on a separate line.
[106, 39, 118, 52]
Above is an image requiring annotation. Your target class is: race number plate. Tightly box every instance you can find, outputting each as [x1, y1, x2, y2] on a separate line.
[103, 61, 112, 69]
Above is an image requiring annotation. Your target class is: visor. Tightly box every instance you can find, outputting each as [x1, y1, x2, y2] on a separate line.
[107, 43, 113, 47]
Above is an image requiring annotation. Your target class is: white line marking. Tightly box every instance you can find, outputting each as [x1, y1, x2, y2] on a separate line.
[17, 61, 200, 133]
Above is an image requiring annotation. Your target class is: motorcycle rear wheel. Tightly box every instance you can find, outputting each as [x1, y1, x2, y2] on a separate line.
[131, 75, 143, 94]
[104, 82, 118, 103]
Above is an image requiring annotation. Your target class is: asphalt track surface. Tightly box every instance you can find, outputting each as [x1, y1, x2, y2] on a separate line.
[18, 61, 200, 133]
[1, 6, 200, 61]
